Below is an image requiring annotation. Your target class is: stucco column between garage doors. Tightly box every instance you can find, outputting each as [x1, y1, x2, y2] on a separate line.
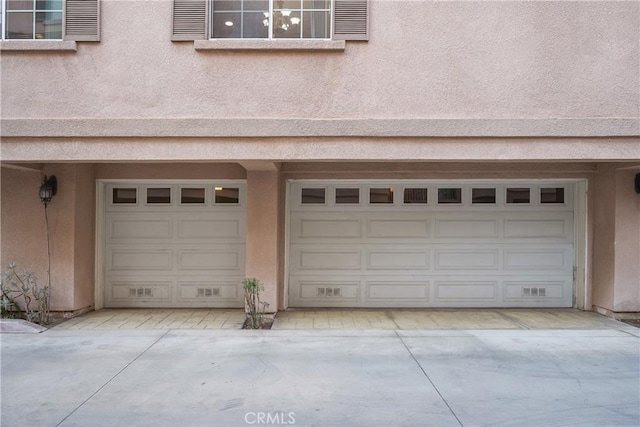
[245, 170, 281, 312]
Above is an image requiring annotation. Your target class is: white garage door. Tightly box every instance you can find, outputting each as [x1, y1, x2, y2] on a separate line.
[103, 181, 245, 308]
[289, 180, 575, 308]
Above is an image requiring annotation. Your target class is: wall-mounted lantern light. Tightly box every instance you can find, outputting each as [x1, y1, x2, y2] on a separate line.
[39, 175, 57, 207]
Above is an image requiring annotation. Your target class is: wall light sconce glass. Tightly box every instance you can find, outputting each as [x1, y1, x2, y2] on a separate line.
[39, 175, 58, 207]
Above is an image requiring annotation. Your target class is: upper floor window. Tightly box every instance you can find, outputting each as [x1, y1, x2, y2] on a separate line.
[172, 0, 368, 42]
[2, 0, 63, 39]
[211, 0, 330, 39]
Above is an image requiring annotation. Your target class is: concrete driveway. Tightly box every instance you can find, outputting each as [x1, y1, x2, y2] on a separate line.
[2, 323, 639, 427]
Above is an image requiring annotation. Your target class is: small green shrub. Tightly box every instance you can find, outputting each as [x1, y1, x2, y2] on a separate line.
[0, 262, 50, 324]
[242, 277, 270, 329]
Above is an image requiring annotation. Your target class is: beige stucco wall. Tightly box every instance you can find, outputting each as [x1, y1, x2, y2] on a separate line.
[591, 165, 616, 310]
[1, 168, 49, 302]
[72, 164, 96, 311]
[591, 164, 640, 314]
[1, 164, 96, 313]
[1, 1, 638, 121]
[245, 170, 282, 312]
[613, 168, 640, 312]
[95, 163, 247, 180]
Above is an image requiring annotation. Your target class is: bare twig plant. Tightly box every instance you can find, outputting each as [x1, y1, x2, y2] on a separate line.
[0, 262, 50, 324]
[242, 277, 270, 329]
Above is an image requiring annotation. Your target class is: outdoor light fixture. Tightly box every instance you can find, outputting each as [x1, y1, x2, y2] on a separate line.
[39, 175, 57, 207]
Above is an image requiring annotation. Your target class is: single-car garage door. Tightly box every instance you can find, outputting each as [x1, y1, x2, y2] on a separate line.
[289, 180, 575, 308]
[103, 181, 245, 308]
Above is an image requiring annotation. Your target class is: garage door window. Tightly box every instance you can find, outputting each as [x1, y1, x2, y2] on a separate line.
[301, 188, 326, 204]
[113, 188, 137, 204]
[146, 188, 171, 204]
[215, 187, 240, 204]
[336, 188, 359, 204]
[541, 188, 564, 204]
[370, 188, 394, 204]
[506, 188, 530, 204]
[181, 188, 206, 204]
[438, 188, 462, 204]
[472, 188, 496, 204]
[295, 183, 572, 210]
[403, 188, 428, 204]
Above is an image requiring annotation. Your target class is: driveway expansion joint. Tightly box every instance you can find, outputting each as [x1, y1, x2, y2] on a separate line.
[54, 330, 171, 427]
[394, 330, 464, 427]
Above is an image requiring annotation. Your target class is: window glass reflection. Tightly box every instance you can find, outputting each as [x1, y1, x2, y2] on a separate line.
[181, 188, 206, 204]
[438, 188, 462, 204]
[336, 188, 359, 204]
[301, 188, 326, 204]
[540, 188, 564, 204]
[113, 188, 137, 204]
[506, 188, 530, 204]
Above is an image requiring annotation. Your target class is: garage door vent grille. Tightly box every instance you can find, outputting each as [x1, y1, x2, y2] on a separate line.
[197, 287, 221, 297]
[317, 287, 342, 297]
[129, 287, 153, 297]
[522, 287, 546, 297]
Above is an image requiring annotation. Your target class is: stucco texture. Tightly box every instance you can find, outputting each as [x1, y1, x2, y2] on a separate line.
[591, 165, 640, 313]
[613, 168, 640, 312]
[1, 165, 96, 312]
[1, 1, 638, 120]
[1, 168, 50, 301]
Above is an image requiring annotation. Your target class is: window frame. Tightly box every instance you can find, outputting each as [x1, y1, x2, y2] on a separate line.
[209, 0, 332, 41]
[0, 0, 100, 47]
[1, 0, 64, 40]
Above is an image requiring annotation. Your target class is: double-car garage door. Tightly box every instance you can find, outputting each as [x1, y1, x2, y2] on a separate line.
[102, 179, 575, 309]
[288, 180, 575, 308]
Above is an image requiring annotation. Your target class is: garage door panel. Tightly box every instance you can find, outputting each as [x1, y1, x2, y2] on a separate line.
[177, 247, 244, 272]
[504, 213, 573, 240]
[434, 249, 499, 270]
[503, 246, 573, 273]
[367, 249, 430, 270]
[108, 281, 172, 303]
[367, 219, 430, 238]
[108, 249, 173, 271]
[298, 218, 362, 239]
[366, 282, 429, 301]
[503, 280, 569, 302]
[435, 218, 498, 239]
[108, 217, 174, 241]
[293, 279, 360, 305]
[434, 281, 498, 302]
[299, 250, 361, 270]
[178, 218, 244, 240]
[178, 280, 243, 303]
